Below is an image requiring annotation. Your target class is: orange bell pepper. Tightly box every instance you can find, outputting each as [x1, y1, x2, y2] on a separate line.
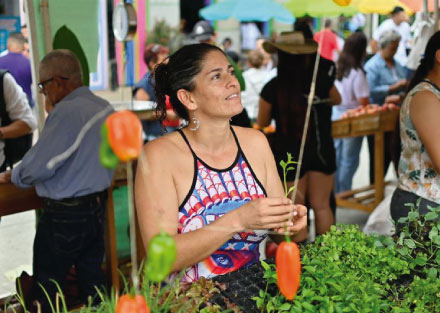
[105, 110, 143, 162]
[276, 240, 301, 300]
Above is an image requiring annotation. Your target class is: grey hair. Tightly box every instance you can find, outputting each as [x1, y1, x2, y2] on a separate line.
[378, 30, 401, 49]
[40, 49, 83, 86]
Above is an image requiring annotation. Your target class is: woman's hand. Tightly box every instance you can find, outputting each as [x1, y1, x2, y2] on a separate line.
[273, 204, 307, 235]
[234, 197, 298, 231]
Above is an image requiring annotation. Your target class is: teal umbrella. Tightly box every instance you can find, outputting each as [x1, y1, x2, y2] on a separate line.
[199, 0, 295, 24]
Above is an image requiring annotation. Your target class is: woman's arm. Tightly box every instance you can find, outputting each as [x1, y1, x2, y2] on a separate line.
[256, 97, 272, 128]
[358, 97, 370, 107]
[410, 91, 440, 172]
[135, 138, 297, 271]
[329, 85, 341, 105]
[134, 88, 151, 101]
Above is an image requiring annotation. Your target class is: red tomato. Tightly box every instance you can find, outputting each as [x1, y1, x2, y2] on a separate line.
[116, 294, 150, 313]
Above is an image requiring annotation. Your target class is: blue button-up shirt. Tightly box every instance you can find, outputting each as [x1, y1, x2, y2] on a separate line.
[12, 87, 115, 199]
[364, 53, 407, 105]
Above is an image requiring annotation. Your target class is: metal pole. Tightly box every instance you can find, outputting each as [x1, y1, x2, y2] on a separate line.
[40, 0, 52, 54]
[423, 0, 428, 13]
[25, 0, 45, 132]
[435, 0, 439, 31]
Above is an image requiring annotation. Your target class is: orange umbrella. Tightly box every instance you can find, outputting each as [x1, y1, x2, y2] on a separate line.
[400, 0, 437, 12]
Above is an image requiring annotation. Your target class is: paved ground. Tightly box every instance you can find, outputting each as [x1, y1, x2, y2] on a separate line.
[0, 128, 397, 298]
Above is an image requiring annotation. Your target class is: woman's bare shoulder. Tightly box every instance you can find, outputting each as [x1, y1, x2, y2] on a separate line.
[142, 130, 189, 164]
[232, 126, 270, 150]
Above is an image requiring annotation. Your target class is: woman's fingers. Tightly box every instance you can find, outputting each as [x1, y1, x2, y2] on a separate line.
[262, 211, 297, 225]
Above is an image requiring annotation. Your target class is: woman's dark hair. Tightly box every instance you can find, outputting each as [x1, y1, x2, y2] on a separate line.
[336, 32, 367, 81]
[276, 50, 315, 140]
[407, 31, 440, 91]
[154, 43, 225, 124]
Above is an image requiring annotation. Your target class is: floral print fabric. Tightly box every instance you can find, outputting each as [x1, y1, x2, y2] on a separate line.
[398, 81, 440, 202]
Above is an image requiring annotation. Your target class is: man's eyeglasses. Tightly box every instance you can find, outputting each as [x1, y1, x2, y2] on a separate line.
[38, 76, 69, 92]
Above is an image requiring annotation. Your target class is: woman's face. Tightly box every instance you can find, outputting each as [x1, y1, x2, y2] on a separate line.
[190, 50, 242, 119]
[382, 40, 399, 59]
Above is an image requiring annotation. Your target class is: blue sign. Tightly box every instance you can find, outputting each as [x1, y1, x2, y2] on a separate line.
[0, 16, 21, 54]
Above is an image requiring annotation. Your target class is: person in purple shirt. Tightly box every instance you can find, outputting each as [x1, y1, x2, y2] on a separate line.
[0, 32, 33, 107]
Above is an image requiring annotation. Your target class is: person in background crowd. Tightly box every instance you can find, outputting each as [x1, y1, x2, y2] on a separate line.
[241, 22, 261, 51]
[365, 30, 407, 184]
[390, 31, 440, 230]
[313, 19, 340, 62]
[294, 16, 314, 40]
[0, 72, 36, 172]
[135, 43, 307, 283]
[332, 32, 369, 193]
[406, 12, 435, 75]
[0, 50, 114, 312]
[257, 32, 341, 239]
[241, 50, 270, 123]
[371, 6, 411, 69]
[133, 44, 179, 140]
[0, 32, 34, 107]
[256, 37, 276, 74]
[21, 25, 30, 58]
[222, 37, 240, 64]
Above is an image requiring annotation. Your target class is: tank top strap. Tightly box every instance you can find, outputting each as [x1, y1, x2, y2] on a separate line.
[177, 128, 197, 158]
[230, 126, 243, 154]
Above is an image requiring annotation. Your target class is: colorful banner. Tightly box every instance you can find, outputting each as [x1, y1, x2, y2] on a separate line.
[114, 0, 147, 87]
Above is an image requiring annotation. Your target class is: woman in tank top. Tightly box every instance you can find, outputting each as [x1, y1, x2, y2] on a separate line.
[390, 31, 440, 231]
[135, 44, 307, 282]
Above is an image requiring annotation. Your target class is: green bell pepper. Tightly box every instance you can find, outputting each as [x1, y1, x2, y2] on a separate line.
[144, 231, 177, 282]
[100, 123, 119, 169]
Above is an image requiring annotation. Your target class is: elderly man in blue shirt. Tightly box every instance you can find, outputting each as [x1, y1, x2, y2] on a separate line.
[365, 29, 407, 185]
[0, 49, 114, 312]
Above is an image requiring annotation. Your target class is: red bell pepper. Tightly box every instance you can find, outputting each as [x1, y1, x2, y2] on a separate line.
[276, 239, 301, 300]
[105, 110, 143, 162]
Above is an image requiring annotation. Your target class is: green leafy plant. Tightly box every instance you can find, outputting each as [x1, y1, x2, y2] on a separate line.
[254, 225, 410, 312]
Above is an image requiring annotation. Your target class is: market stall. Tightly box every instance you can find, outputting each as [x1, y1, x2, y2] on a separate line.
[332, 109, 399, 213]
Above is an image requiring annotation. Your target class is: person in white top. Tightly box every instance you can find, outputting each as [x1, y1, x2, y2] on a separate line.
[406, 12, 435, 72]
[332, 32, 370, 193]
[371, 6, 411, 67]
[0, 72, 37, 171]
[241, 50, 271, 122]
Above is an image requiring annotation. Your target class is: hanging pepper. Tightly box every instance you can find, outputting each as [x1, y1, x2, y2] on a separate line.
[100, 123, 119, 169]
[144, 231, 177, 282]
[333, 0, 351, 6]
[100, 110, 143, 168]
[116, 294, 150, 313]
[276, 238, 301, 300]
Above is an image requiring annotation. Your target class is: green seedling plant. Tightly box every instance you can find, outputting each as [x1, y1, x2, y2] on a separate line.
[377, 202, 440, 312]
[279, 153, 297, 198]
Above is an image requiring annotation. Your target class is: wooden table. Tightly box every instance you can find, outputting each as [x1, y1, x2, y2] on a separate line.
[0, 182, 120, 292]
[331, 110, 399, 213]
